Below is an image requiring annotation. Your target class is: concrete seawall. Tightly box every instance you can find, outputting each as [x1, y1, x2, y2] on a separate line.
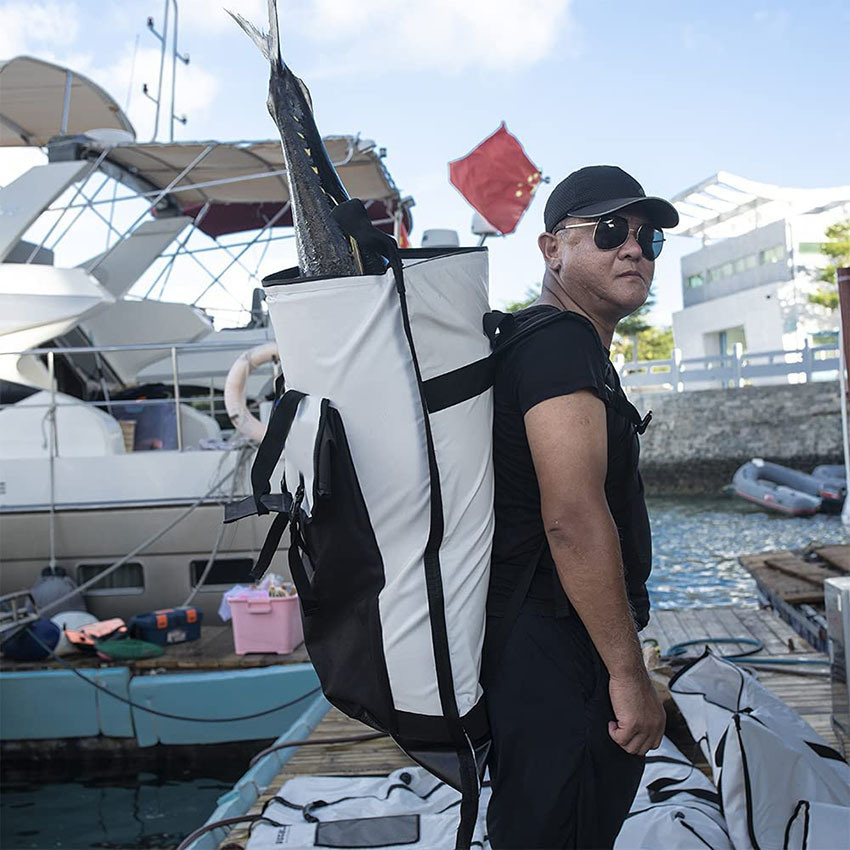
[634, 382, 844, 495]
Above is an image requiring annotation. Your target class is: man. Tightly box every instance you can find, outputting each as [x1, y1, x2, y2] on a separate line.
[483, 166, 679, 849]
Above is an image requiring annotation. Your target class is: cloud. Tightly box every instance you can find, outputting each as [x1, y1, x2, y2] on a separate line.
[289, 0, 576, 75]
[175, 0, 266, 35]
[0, 0, 81, 58]
[753, 8, 791, 35]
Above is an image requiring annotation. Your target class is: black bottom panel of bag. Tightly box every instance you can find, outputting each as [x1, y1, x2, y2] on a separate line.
[397, 739, 491, 792]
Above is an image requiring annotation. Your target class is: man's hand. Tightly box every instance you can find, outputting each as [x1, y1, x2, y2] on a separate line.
[607, 671, 665, 755]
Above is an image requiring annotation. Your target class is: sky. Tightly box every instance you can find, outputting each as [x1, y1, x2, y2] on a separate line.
[2, 0, 849, 324]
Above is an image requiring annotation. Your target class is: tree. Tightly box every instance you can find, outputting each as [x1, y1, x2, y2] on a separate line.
[504, 284, 541, 312]
[614, 296, 656, 360]
[611, 326, 674, 362]
[808, 219, 850, 309]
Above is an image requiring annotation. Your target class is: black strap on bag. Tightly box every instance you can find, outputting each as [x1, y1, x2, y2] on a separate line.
[224, 389, 306, 581]
[485, 308, 652, 435]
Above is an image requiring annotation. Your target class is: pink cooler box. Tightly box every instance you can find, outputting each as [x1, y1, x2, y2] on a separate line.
[229, 595, 304, 655]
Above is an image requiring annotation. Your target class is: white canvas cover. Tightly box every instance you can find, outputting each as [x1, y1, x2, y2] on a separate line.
[264, 249, 493, 721]
[614, 736, 733, 850]
[246, 766, 490, 849]
[669, 652, 849, 850]
[784, 800, 850, 850]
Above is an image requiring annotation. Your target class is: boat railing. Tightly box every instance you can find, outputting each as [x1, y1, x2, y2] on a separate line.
[616, 340, 840, 392]
[2, 338, 277, 452]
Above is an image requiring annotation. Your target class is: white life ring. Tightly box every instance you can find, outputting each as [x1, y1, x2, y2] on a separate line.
[224, 342, 279, 442]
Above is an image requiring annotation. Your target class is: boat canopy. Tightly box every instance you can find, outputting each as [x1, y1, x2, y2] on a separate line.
[91, 138, 413, 238]
[0, 56, 135, 147]
[671, 171, 850, 241]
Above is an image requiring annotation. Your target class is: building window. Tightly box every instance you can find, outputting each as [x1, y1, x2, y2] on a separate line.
[719, 326, 747, 355]
[687, 274, 704, 288]
[759, 245, 784, 264]
[190, 558, 255, 587]
[799, 242, 823, 255]
[77, 562, 144, 593]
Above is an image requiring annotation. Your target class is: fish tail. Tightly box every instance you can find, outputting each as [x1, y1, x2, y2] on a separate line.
[226, 9, 273, 61]
[226, 0, 283, 67]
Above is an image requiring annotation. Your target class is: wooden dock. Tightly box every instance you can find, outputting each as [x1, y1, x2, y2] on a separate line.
[218, 604, 838, 849]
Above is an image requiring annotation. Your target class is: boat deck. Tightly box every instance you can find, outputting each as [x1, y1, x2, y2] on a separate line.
[218, 604, 839, 849]
[0, 624, 309, 673]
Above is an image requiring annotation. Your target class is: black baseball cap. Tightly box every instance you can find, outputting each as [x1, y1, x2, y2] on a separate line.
[544, 165, 679, 233]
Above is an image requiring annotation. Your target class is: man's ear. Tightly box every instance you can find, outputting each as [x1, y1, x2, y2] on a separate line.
[538, 232, 561, 272]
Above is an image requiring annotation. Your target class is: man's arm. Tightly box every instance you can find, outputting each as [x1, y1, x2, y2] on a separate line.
[524, 389, 664, 756]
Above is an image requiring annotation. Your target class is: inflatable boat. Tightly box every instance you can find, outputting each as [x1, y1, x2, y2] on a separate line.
[731, 459, 845, 515]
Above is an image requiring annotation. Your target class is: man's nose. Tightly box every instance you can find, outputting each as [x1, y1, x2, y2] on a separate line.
[618, 230, 643, 260]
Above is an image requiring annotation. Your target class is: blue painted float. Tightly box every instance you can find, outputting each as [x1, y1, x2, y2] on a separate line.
[0, 662, 320, 745]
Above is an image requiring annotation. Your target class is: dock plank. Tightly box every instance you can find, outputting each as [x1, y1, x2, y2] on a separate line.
[654, 609, 691, 653]
[814, 544, 850, 574]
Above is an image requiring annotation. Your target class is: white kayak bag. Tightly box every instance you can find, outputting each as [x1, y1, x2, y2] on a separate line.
[669, 651, 849, 850]
[246, 766, 490, 850]
[783, 800, 850, 850]
[614, 736, 733, 850]
[225, 208, 495, 845]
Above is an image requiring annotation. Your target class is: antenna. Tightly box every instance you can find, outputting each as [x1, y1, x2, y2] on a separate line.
[143, 0, 190, 141]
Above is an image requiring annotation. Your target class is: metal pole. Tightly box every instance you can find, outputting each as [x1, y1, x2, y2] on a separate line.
[170, 0, 178, 141]
[47, 351, 57, 568]
[24, 149, 111, 263]
[837, 268, 850, 526]
[86, 143, 217, 277]
[60, 70, 73, 134]
[171, 346, 183, 451]
[153, 0, 170, 141]
[190, 203, 290, 305]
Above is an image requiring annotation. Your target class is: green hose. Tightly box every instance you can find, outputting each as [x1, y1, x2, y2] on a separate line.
[667, 637, 830, 666]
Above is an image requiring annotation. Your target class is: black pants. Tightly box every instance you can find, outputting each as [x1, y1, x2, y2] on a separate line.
[483, 611, 644, 850]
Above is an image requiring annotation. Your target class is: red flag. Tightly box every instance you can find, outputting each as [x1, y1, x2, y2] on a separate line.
[449, 123, 542, 235]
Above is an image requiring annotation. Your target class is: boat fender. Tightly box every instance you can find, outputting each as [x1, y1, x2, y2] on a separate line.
[224, 342, 279, 443]
[50, 610, 99, 655]
[30, 566, 87, 613]
[1, 618, 60, 661]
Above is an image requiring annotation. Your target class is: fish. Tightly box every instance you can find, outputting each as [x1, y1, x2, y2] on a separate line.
[228, 0, 380, 278]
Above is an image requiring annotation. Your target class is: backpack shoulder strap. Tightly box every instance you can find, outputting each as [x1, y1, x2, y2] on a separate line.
[485, 308, 651, 434]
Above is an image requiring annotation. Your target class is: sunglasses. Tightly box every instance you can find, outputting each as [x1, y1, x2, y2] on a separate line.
[552, 215, 665, 260]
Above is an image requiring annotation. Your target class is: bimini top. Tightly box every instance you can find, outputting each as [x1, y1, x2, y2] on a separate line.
[81, 137, 413, 238]
[671, 171, 850, 241]
[0, 56, 135, 146]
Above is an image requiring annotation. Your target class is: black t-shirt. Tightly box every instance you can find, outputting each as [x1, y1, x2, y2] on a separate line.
[489, 305, 652, 628]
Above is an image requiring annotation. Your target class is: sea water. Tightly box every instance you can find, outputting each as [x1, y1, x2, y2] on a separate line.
[2, 496, 847, 849]
[0, 767, 242, 850]
[648, 495, 849, 608]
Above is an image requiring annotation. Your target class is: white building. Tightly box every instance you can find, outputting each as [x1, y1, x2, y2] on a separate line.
[671, 173, 850, 364]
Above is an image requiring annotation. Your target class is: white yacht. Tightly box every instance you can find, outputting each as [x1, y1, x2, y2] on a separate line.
[0, 55, 414, 623]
